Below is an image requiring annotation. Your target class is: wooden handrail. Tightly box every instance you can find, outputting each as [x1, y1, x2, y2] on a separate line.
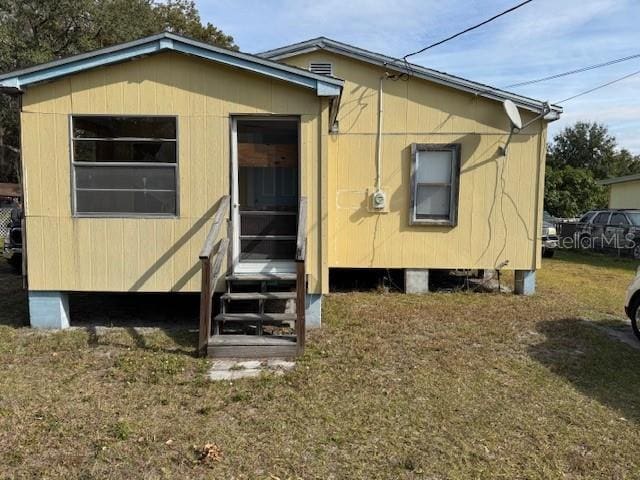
[199, 195, 230, 259]
[295, 197, 307, 355]
[296, 197, 307, 262]
[210, 238, 229, 281]
[198, 196, 230, 355]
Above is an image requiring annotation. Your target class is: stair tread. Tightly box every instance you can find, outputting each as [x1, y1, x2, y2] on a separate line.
[227, 273, 297, 281]
[208, 334, 296, 346]
[222, 292, 296, 300]
[215, 313, 297, 321]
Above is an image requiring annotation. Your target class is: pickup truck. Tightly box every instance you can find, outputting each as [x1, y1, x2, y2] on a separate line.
[542, 211, 559, 258]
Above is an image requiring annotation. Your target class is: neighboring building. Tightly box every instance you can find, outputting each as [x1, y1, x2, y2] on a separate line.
[0, 33, 562, 357]
[598, 173, 640, 209]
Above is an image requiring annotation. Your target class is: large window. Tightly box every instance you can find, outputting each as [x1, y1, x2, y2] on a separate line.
[71, 116, 178, 216]
[410, 143, 460, 226]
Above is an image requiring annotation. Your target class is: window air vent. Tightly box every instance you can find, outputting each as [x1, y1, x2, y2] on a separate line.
[309, 62, 333, 76]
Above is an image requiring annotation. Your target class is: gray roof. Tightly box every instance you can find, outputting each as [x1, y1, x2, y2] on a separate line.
[597, 173, 640, 186]
[259, 37, 562, 116]
[0, 32, 343, 97]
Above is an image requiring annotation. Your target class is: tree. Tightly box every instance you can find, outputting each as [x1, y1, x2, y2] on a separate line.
[544, 121, 640, 217]
[547, 122, 616, 179]
[544, 165, 607, 218]
[610, 148, 640, 178]
[0, 0, 236, 183]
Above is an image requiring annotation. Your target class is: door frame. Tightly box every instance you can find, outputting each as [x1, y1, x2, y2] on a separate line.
[229, 115, 301, 273]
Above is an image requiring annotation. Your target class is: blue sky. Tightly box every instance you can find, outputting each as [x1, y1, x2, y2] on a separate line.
[198, 0, 640, 152]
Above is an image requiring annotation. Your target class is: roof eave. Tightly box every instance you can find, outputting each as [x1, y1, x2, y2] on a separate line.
[597, 174, 640, 186]
[0, 32, 343, 98]
[260, 39, 562, 116]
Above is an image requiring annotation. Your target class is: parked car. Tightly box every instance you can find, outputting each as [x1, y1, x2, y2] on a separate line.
[3, 204, 22, 272]
[542, 211, 559, 258]
[574, 209, 640, 259]
[625, 269, 640, 341]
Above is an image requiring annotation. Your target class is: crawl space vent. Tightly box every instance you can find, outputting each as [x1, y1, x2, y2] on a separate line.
[309, 62, 333, 76]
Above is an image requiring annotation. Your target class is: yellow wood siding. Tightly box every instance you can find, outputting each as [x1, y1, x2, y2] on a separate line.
[609, 181, 640, 209]
[284, 52, 547, 271]
[22, 52, 324, 293]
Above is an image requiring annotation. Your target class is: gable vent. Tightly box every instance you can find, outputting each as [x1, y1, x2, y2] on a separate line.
[309, 62, 333, 76]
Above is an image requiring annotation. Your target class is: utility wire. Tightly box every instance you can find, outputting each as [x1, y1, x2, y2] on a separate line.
[403, 0, 534, 59]
[504, 53, 640, 88]
[555, 68, 640, 104]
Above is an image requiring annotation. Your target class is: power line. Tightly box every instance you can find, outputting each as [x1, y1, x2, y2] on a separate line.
[403, 0, 534, 59]
[555, 68, 640, 104]
[504, 53, 640, 88]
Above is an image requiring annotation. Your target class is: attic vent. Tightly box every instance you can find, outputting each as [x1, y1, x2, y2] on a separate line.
[309, 62, 333, 76]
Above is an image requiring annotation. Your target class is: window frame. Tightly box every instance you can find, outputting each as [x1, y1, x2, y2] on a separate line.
[69, 114, 180, 218]
[410, 143, 461, 227]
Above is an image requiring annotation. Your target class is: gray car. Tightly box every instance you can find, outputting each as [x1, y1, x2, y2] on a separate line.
[575, 209, 640, 259]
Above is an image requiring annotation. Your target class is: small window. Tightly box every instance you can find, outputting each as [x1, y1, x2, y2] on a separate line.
[410, 144, 460, 226]
[593, 212, 611, 225]
[610, 213, 629, 225]
[309, 62, 333, 76]
[71, 116, 177, 216]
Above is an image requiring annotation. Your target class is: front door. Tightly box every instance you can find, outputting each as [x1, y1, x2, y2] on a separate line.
[231, 117, 299, 273]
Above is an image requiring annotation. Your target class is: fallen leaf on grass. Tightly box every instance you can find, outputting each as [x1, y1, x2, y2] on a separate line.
[198, 443, 223, 464]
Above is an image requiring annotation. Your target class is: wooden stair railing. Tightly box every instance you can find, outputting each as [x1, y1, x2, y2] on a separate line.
[198, 195, 230, 356]
[295, 197, 307, 355]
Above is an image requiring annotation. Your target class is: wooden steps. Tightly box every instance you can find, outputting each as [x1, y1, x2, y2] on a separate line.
[226, 273, 297, 282]
[221, 292, 296, 301]
[207, 335, 297, 358]
[199, 196, 307, 359]
[207, 270, 302, 358]
[214, 312, 296, 324]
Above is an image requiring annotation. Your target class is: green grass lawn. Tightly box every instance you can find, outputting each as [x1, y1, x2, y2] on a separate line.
[1, 251, 640, 479]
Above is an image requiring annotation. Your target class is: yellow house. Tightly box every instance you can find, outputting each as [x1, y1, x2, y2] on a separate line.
[598, 174, 640, 209]
[0, 33, 562, 357]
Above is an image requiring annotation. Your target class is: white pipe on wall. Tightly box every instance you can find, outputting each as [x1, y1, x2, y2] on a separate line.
[375, 75, 384, 192]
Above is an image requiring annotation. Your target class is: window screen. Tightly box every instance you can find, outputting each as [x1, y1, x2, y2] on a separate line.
[72, 116, 177, 216]
[410, 144, 460, 225]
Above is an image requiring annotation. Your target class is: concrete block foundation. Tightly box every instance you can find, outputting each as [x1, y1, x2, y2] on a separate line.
[514, 270, 536, 295]
[28, 291, 70, 329]
[405, 269, 429, 294]
[305, 293, 322, 328]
